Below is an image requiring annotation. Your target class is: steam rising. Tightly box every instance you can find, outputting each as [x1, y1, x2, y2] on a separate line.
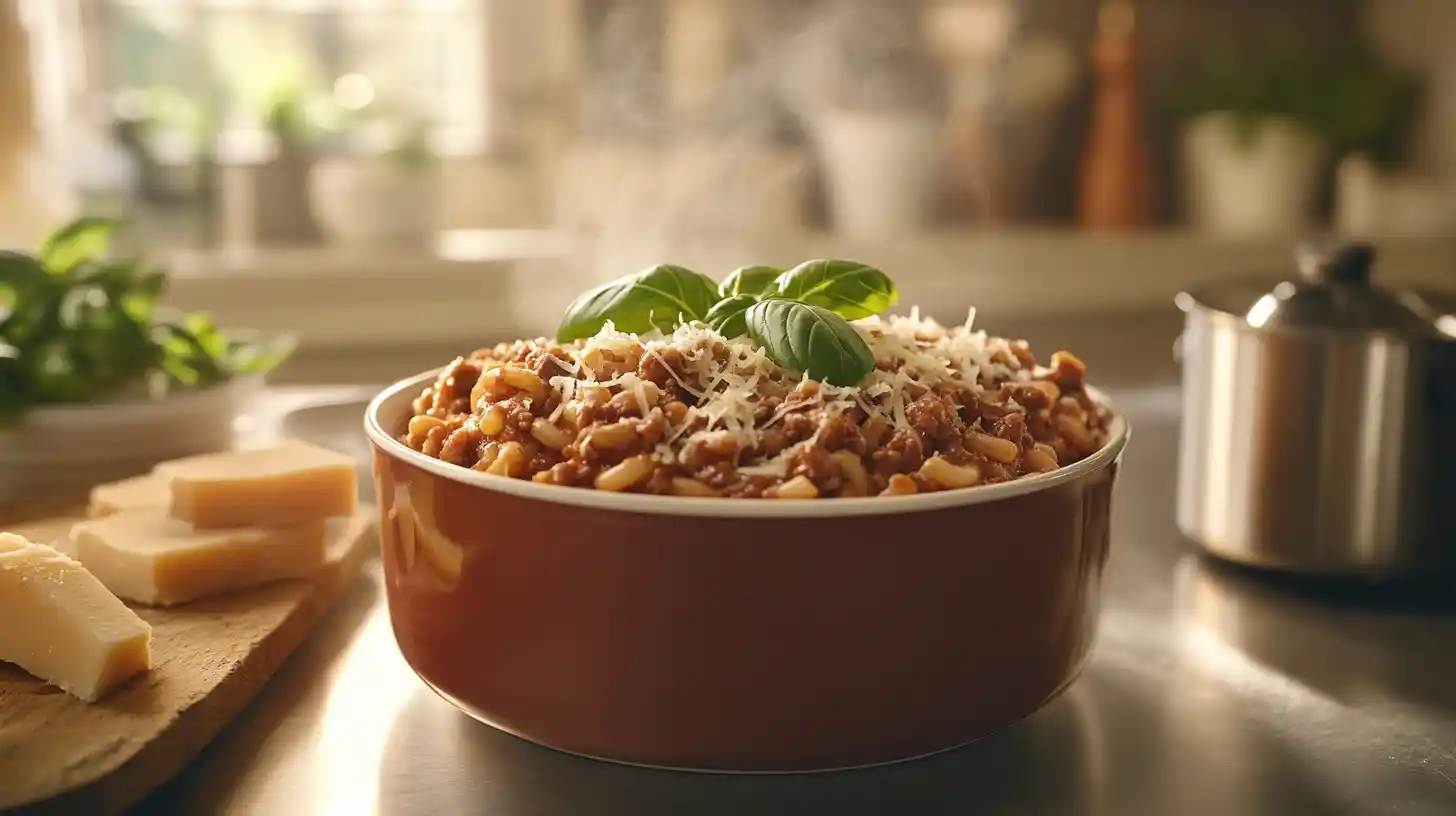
[558, 0, 945, 285]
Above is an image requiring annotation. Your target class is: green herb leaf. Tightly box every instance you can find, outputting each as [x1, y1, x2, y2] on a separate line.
[556, 264, 720, 342]
[0, 219, 293, 426]
[40, 217, 118, 275]
[224, 331, 299, 376]
[0, 251, 48, 332]
[718, 265, 781, 298]
[772, 259, 898, 320]
[745, 299, 875, 387]
[704, 294, 757, 339]
[0, 250, 47, 290]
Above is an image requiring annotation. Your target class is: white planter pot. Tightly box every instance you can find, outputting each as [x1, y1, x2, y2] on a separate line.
[1182, 113, 1327, 238]
[810, 111, 942, 238]
[1336, 154, 1455, 238]
[310, 158, 443, 248]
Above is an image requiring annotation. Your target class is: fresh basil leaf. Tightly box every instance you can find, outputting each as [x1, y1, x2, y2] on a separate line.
[557, 263, 720, 342]
[0, 250, 47, 289]
[184, 312, 230, 359]
[40, 217, 118, 275]
[29, 342, 95, 402]
[704, 294, 757, 339]
[773, 259, 898, 320]
[0, 219, 287, 423]
[0, 251, 48, 325]
[745, 299, 875, 387]
[59, 283, 107, 330]
[158, 322, 225, 385]
[0, 347, 26, 424]
[120, 268, 167, 321]
[225, 331, 298, 376]
[719, 265, 781, 298]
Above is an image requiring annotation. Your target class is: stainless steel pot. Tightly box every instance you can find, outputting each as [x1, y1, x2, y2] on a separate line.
[1175, 240, 1456, 576]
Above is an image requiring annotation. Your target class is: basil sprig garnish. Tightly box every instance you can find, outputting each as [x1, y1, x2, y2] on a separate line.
[557, 263, 720, 342]
[718, 265, 781, 298]
[555, 258, 894, 387]
[704, 294, 756, 340]
[772, 259, 898, 321]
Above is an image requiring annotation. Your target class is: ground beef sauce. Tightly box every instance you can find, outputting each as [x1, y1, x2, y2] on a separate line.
[400, 313, 1110, 498]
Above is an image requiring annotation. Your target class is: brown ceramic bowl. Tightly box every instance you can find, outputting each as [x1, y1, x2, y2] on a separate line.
[364, 369, 1130, 772]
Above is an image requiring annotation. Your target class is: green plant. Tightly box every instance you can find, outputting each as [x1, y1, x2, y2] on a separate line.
[0, 217, 295, 425]
[1166, 47, 1423, 165]
[264, 88, 315, 147]
[556, 259, 898, 387]
[1320, 52, 1424, 166]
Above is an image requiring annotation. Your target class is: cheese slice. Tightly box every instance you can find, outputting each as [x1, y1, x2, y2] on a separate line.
[0, 533, 152, 702]
[88, 474, 169, 518]
[69, 510, 328, 606]
[156, 440, 358, 529]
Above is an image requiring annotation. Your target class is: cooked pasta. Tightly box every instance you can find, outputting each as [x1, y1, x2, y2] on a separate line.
[399, 310, 1111, 498]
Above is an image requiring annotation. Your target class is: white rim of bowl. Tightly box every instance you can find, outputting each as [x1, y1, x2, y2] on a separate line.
[364, 369, 1131, 519]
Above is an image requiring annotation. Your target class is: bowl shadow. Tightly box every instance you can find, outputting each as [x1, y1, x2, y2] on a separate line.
[376, 678, 1109, 816]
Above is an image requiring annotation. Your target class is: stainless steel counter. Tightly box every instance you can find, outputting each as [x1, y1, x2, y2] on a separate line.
[136, 385, 1456, 815]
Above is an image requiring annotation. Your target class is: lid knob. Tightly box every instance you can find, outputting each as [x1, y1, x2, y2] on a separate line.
[1297, 239, 1376, 287]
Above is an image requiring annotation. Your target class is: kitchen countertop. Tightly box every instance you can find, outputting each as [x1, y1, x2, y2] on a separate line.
[133, 384, 1456, 816]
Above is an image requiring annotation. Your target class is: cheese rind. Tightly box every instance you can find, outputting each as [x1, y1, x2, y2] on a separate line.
[0, 533, 152, 702]
[157, 440, 358, 529]
[88, 474, 170, 518]
[69, 510, 329, 606]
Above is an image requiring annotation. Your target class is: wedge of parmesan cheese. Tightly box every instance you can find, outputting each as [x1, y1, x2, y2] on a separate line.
[88, 473, 169, 518]
[69, 510, 328, 606]
[0, 533, 152, 702]
[156, 440, 358, 529]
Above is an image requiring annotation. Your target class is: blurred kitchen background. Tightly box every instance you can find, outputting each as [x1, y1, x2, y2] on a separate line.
[3, 0, 1455, 385]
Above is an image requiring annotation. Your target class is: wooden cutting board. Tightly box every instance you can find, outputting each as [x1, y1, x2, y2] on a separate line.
[0, 507, 378, 815]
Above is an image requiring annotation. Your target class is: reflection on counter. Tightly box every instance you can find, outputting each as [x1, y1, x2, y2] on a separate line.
[373, 679, 1108, 815]
[1173, 554, 1456, 719]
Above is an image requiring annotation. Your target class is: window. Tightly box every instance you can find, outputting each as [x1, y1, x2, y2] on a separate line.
[83, 0, 488, 165]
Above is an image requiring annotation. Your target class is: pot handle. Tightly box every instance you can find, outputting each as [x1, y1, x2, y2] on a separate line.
[1432, 346, 1456, 415]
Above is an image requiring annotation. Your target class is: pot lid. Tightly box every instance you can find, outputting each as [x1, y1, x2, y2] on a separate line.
[1177, 239, 1454, 336]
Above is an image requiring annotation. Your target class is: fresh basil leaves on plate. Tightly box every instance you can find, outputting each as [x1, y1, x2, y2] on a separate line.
[555, 259, 895, 387]
[0, 217, 296, 426]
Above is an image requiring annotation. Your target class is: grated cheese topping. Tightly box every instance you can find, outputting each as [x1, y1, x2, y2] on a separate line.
[547, 308, 1019, 475]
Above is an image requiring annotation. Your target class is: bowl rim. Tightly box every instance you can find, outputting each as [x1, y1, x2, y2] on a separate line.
[364, 368, 1130, 519]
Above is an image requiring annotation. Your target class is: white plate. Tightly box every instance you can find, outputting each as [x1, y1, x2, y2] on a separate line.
[0, 377, 262, 501]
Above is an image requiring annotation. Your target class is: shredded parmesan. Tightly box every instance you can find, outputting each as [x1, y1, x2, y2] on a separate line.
[541, 309, 1011, 469]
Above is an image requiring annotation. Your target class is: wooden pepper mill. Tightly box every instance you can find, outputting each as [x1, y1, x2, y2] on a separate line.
[1077, 0, 1154, 230]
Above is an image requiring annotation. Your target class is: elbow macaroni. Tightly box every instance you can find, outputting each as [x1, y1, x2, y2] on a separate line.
[399, 322, 1108, 498]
